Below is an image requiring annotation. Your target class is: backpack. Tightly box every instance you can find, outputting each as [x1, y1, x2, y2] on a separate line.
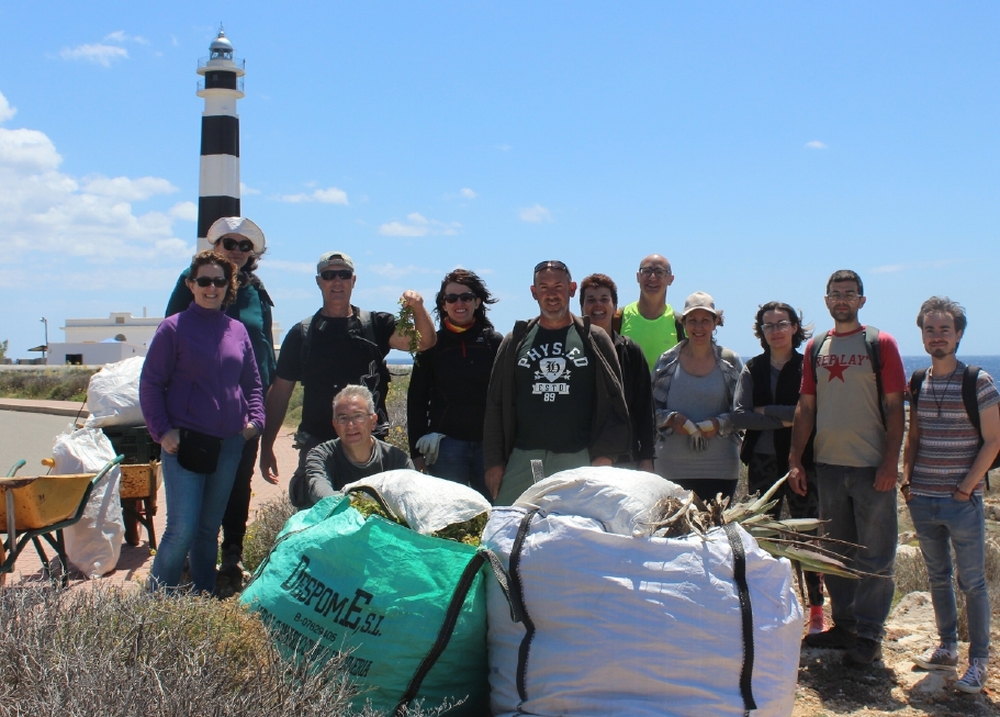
[809, 326, 885, 427]
[909, 365, 999, 486]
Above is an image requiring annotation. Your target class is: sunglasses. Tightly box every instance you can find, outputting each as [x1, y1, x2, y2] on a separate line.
[220, 237, 254, 252]
[194, 276, 229, 288]
[534, 260, 569, 275]
[444, 292, 477, 304]
[320, 269, 354, 281]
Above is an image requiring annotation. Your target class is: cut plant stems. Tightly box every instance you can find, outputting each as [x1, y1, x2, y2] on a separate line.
[396, 300, 421, 355]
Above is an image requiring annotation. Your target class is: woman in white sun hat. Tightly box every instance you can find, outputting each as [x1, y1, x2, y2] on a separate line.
[164, 216, 277, 594]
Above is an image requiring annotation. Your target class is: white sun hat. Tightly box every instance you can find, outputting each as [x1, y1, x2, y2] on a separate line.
[206, 216, 266, 254]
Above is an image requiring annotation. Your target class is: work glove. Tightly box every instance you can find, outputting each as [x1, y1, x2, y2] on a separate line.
[415, 432, 445, 466]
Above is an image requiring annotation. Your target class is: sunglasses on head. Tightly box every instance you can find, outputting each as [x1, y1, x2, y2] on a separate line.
[220, 237, 254, 253]
[194, 276, 229, 288]
[444, 292, 477, 304]
[320, 269, 353, 281]
[534, 260, 569, 275]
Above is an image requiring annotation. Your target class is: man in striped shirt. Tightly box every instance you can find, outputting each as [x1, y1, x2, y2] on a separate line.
[902, 296, 1000, 694]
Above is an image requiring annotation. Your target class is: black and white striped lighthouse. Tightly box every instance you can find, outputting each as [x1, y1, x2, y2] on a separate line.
[195, 28, 245, 251]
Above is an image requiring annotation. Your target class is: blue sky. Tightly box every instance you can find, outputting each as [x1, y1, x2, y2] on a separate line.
[1, 2, 998, 360]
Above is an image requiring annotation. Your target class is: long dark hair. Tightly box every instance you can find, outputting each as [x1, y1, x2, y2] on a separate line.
[434, 269, 497, 329]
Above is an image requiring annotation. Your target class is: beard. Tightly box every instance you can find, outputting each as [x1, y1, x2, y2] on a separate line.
[929, 345, 956, 359]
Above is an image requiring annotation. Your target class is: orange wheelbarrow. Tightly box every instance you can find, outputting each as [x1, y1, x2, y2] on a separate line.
[0, 455, 124, 587]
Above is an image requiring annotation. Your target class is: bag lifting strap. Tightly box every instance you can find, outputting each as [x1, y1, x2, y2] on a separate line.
[723, 523, 758, 714]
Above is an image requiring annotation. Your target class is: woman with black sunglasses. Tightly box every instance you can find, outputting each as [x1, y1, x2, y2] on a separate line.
[163, 217, 276, 595]
[141, 251, 264, 594]
[407, 269, 502, 501]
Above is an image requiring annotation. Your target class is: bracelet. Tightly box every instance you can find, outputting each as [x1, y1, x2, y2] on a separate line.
[954, 488, 970, 498]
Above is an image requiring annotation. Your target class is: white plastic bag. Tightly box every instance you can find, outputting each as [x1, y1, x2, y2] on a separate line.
[345, 469, 491, 535]
[85, 356, 145, 428]
[52, 425, 125, 578]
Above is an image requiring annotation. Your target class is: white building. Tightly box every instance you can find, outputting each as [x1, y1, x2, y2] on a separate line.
[48, 312, 162, 365]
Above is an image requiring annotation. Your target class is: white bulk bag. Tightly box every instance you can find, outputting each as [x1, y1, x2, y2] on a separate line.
[484, 467, 801, 717]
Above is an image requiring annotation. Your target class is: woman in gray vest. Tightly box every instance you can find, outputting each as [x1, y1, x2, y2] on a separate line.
[652, 292, 742, 501]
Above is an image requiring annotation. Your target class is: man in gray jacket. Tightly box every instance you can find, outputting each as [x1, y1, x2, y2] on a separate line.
[483, 260, 631, 505]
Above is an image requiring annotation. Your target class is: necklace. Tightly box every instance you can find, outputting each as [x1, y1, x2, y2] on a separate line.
[928, 366, 959, 417]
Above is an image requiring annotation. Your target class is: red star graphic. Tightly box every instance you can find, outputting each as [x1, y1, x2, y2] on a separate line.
[824, 360, 849, 382]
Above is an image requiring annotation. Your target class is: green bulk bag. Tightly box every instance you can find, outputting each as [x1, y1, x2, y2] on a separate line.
[240, 493, 491, 716]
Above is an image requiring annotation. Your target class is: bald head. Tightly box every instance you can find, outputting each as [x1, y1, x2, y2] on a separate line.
[636, 254, 674, 303]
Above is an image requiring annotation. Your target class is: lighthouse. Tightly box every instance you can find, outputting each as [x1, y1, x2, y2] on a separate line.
[195, 28, 245, 251]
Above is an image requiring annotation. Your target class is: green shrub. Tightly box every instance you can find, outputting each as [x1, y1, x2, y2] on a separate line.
[243, 494, 297, 574]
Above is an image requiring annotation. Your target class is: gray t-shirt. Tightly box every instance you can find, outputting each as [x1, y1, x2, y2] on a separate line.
[654, 364, 739, 482]
[305, 437, 413, 506]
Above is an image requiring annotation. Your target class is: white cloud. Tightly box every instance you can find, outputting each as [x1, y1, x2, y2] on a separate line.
[82, 176, 177, 201]
[805, 140, 828, 150]
[266, 259, 317, 275]
[276, 186, 348, 205]
[0, 92, 16, 123]
[460, 188, 477, 199]
[519, 204, 552, 223]
[104, 31, 148, 45]
[169, 201, 197, 221]
[496, 144, 512, 152]
[369, 263, 437, 280]
[59, 43, 129, 67]
[378, 213, 462, 237]
[0, 122, 193, 268]
[240, 182, 261, 195]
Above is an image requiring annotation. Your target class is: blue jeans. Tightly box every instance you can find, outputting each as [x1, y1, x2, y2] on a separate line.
[908, 494, 990, 660]
[816, 463, 898, 641]
[151, 433, 245, 594]
[430, 436, 490, 502]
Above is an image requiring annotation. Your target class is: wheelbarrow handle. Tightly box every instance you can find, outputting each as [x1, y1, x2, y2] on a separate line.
[5, 460, 25, 478]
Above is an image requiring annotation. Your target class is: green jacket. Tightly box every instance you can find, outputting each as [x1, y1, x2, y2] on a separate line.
[483, 315, 631, 469]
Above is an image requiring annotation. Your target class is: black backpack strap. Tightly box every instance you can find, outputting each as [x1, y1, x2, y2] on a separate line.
[863, 326, 886, 428]
[909, 368, 927, 409]
[357, 308, 378, 345]
[808, 331, 830, 387]
[298, 314, 318, 381]
[961, 365, 992, 489]
[723, 523, 757, 714]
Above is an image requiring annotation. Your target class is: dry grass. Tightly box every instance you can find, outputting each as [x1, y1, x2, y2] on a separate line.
[0, 583, 425, 717]
[243, 493, 297, 574]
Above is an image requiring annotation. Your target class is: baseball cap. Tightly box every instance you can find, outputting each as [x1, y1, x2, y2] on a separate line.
[317, 251, 355, 273]
[206, 217, 266, 254]
[682, 291, 719, 318]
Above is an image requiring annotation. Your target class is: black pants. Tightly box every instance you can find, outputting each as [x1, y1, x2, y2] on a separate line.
[220, 435, 260, 555]
[746, 452, 824, 607]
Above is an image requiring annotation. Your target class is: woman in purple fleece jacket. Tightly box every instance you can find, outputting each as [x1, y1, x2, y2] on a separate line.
[140, 251, 265, 594]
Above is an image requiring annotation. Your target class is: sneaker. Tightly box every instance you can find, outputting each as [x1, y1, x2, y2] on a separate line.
[913, 644, 959, 672]
[955, 658, 988, 694]
[808, 605, 826, 635]
[844, 637, 882, 666]
[803, 625, 857, 649]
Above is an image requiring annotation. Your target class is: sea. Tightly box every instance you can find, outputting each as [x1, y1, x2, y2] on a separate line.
[902, 355, 1000, 381]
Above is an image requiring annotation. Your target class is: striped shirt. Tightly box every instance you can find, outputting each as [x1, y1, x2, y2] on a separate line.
[910, 362, 1000, 497]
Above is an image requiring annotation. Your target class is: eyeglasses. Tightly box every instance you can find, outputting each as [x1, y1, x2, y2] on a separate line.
[761, 320, 794, 334]
[334, 413, 370, 426]
[220, 237, 254, 253]
[444, 292, 477, 304]
[826, 291, 860, 302]
[319, 269, 354, 281]
[194, 276, 229, 288]
[638, 267, 671, 278]
[534, 260, 569, 275]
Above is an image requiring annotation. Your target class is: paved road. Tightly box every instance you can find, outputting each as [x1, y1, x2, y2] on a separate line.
[0, 410, 81, 475]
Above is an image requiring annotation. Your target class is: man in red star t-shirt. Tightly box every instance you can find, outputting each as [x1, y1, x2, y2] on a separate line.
[788, 269, 906, 667]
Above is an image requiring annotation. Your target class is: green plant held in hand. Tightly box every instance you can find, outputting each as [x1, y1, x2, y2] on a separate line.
[396, 299, 421, 355]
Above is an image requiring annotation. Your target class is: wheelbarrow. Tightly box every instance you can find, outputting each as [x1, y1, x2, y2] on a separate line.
[0, 455, 124, 587]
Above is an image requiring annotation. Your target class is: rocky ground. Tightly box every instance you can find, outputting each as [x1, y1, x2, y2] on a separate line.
[790, 495, 999, 716]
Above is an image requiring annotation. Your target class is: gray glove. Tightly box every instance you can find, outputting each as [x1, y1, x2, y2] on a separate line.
[415, 432, 446, 466]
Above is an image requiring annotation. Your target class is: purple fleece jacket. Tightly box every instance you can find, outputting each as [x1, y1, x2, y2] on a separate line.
[140, 302, 265, 443]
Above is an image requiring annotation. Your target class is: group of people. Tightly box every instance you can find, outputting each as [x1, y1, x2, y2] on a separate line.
[138, 218, 996, 695]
